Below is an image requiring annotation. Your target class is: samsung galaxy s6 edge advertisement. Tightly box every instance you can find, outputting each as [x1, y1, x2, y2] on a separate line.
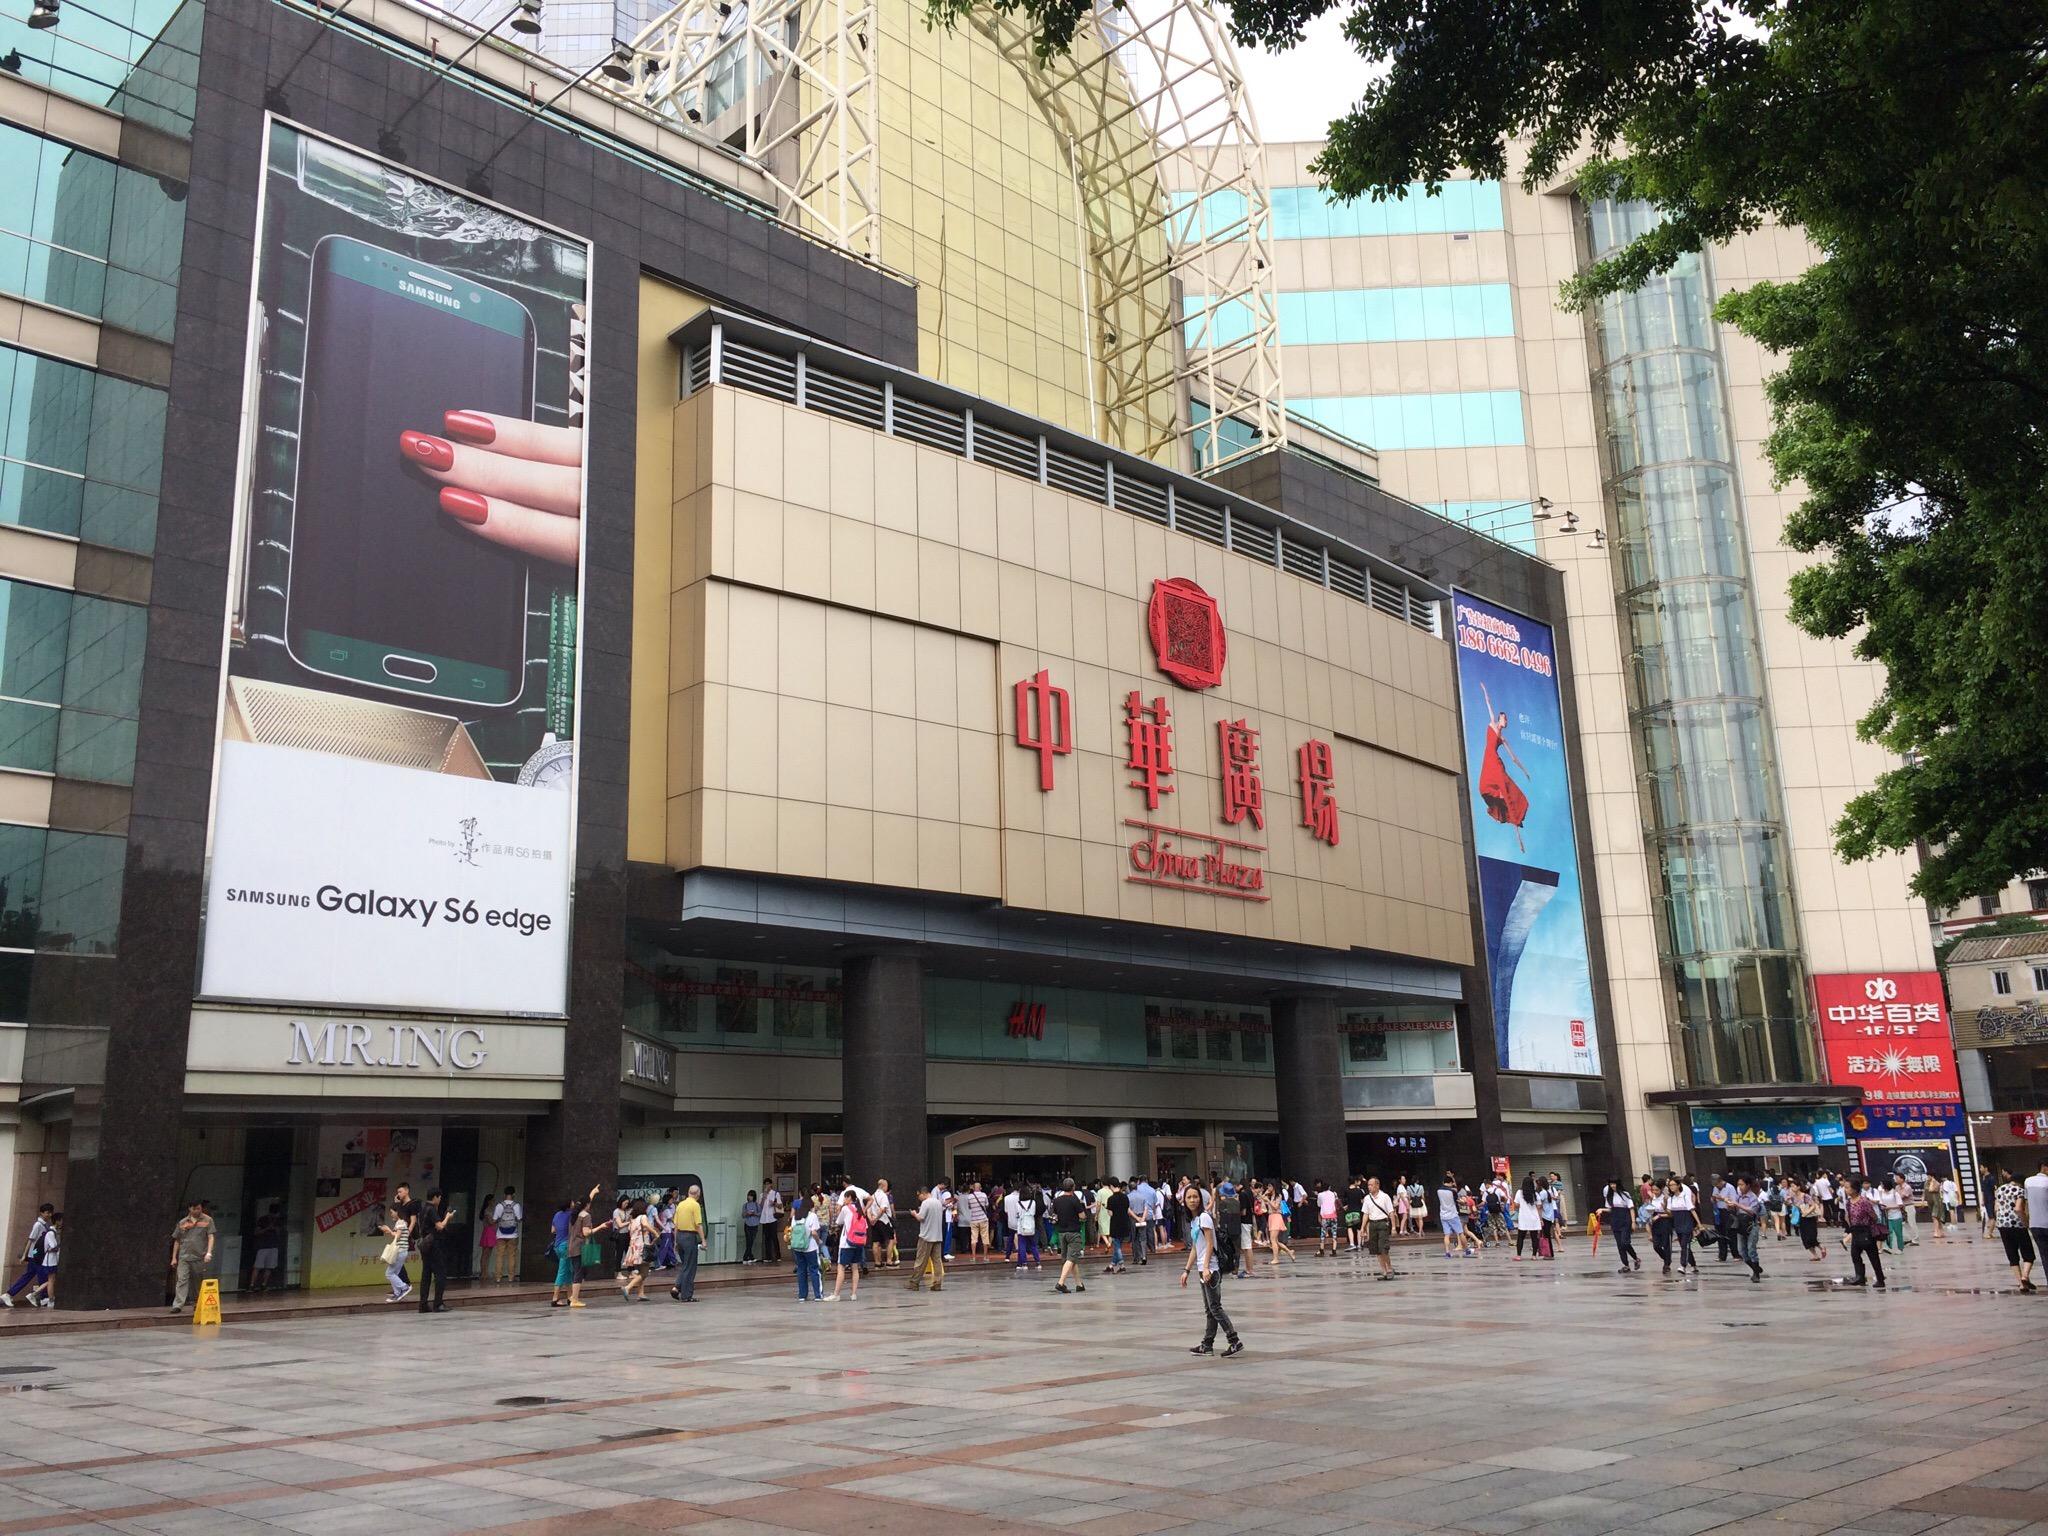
[199, 120, 588, 1017]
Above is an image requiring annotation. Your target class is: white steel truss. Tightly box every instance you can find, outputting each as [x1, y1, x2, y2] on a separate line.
[979, 0, 1284, 470]
[631, 0, 880, 258]
[629, 0, 1282, 471]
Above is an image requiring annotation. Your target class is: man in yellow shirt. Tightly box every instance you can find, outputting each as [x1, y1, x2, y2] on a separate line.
[669, 1184, 705, 1302]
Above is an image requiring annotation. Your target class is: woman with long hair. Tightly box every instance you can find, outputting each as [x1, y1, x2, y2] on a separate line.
[1013, 1182, 1043, 1272]
[1264, 1183, 1294, 1271]
[1795, 1180, 1826, 1262]
[616, 1198, 657, 1302]
[1476, 681, 1533, 853]
[1602, 1178, 1641, 1274]
[1511, 1176, 1544, 1260]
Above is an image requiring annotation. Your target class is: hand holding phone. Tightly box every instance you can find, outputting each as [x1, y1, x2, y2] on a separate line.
[400, 410, 582, 569]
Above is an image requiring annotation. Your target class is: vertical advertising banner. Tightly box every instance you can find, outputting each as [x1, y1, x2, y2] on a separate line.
[200, 121, 588, 1016]
[1451, 592, 1598, 1074]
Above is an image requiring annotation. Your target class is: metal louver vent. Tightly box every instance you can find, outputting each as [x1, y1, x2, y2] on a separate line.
[1115, 476, 1170, 525]
[804, 364, 886, 431]
[1327, 556, 1368, 602]
[1229, 517, 1276, 564]
[721, 340, 797, 401]
[682, 342, 711, 395]
[1046, 447, 1108, 502]
[1278, 532, 1321, 582]
[1368, 572, 1408, 621]
[892, 393, 967, 453]
[973, 419, 1039, 479]
[1176, 499, 1226, 547]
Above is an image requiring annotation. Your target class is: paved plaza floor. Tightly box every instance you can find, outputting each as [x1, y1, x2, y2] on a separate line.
[0, 1230, 2043, 1536]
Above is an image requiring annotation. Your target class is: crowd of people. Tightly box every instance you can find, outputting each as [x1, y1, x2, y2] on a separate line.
[9, 1157, 2034, 1324]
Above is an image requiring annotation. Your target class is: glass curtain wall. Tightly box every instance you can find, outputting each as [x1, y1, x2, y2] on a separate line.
[1583, 199, 1815, 1087]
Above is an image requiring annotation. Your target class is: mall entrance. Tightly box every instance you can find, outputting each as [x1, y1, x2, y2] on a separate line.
[944, 1124, 1102, 1188]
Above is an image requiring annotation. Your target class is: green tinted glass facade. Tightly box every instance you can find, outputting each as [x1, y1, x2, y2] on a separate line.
[1584, 199, 1813, 1088]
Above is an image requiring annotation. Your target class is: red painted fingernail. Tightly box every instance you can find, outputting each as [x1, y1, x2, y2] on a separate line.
[400, 430, 454, 471]
[439, 488, 488, 525]
[444, 410, 496, 444]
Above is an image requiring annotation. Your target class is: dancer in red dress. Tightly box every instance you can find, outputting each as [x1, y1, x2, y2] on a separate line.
[1477, 682, 1531, 853]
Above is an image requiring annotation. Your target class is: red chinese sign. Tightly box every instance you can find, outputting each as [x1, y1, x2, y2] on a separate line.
[1813, 972, 1962, 1104]
[1147, 577, 1226, 690]
[1014, 669, 1073, 792]
[1124, 692, 1176, 810]
[1006, 1001, 1047, 1040]
[1217, 718, 1264, 830]
[315, 1182, 383, 1234]
[1296, 738, 1339, 845]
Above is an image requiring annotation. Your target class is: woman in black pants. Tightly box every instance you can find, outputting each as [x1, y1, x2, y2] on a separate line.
[1604, 1180, 1641, 1273]
[1664, 1176, 1700, 1275]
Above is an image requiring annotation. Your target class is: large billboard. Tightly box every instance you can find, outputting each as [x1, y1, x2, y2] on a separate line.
[1451, 591, 1598, 1074]
[199, 121, 588, 1017]
[1813, 972, 1962, 1104]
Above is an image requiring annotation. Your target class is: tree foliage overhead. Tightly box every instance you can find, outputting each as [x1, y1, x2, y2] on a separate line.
[928, 0, 2048, 908]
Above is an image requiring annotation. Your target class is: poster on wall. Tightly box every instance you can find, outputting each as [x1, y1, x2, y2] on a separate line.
[199, 120, 589, 1017]
[1451, 591, 1599, 1074]
[307, 1125, 439, 1288]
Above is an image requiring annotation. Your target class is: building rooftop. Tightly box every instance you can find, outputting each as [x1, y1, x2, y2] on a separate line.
[1947, 930, 2048, 964]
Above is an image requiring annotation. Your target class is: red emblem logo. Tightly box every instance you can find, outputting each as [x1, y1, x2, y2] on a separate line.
[1146, 577, 1226, 691]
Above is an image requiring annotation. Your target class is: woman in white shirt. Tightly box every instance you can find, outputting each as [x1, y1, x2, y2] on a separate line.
[1665, 1177, 1700, 1275]
[1511, 1176, 1545, 1260]
[1603, 1181, 1640, 1274]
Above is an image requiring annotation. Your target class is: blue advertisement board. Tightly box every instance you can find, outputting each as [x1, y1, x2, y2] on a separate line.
[1690, 1106, 1847, 1150]
[1451, 592, 1598, 1074]
[1846, 1101, 1964, 1140]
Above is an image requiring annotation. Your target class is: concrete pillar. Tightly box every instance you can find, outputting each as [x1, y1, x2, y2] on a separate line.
[841, 952, 926, 1190]
[1106, 1120, 1138, 1179]
[1271, 994, 1347, 1186]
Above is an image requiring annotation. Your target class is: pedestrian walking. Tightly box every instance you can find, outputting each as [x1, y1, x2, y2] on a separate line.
[1665, 1176, 1701, 1276]
[2024, 1158, 2048, 1270]
[1180, 1185, 1242, 1357]
[414, 1190, 454, 1313]
[1052, 1177, 1089, 1294]
[550, 1185, 604, 1308]
[17, 1213, 58, 1307]
[1996, 1166, 2038, 1291]
[1842, 1176, 1889, 1290]
[825, 1183, 868, 1301]
[1314, 1180, 1340, 1256]
[1107, 1180, 1133, 1272]
[1361, 1177, 1396, 1280]
[2, 1204, 55, 1309]
[1732, 1175, 1764, 1282]
[1877, 1174, 1908, 1252]
[379, 1192, 413, 1303]
[670, 1183, 705, 1301]
[167, 1198, 216, 1315]
[1261, 1183, 1295, 1272]
[790, 1196, 823, 1300]
[616, 1199, 659, 1302]
[1795, 1180, 1825, 1262]
[1012, 1183, 1043, 1272]
[907, 1185, 947, 1292]
[1603, 1179, 1641, 1273]
[1644, 1180, 1673, 1273]
[1438, 1173, 1479, 1257]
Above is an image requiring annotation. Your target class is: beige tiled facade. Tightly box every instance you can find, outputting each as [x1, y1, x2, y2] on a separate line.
[1256, 142, 1934, 1164]
[646, 379, 1471, 965]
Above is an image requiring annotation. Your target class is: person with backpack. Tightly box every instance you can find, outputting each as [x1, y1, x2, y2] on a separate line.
[487, 1186, 522, 1282]
[789, 1196, 822, 1300]
[826, 1182, 868, 1301]
[1, 1204, 55, 1308]
[1012, 1183, 1043, 1272]
[1842, 1176, 1890, 1290]
[1180, 1184, 1242, 1358]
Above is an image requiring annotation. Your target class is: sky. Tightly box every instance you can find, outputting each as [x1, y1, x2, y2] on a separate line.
[1236, 10, 1375, 146]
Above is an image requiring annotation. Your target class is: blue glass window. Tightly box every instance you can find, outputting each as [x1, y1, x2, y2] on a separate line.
[1289, 391, 1526, 450]
[1189, 284, 1513, 350]
[0, 343, 165, 549]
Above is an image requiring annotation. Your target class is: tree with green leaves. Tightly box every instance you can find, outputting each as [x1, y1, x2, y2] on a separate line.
[931, 0, 2048, 908]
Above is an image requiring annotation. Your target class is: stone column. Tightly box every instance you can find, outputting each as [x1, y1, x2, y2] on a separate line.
[841, 952, 926, 1190]
[1106, 1120, 1138, 1179]
[1271, 994, 1347, 1186]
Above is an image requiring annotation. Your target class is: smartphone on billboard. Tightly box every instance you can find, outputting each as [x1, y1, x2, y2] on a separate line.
[286, 235, 532, 708]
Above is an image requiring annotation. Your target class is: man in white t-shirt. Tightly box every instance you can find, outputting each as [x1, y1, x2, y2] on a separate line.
[2023, 1159, 2048, 1263]
[1361, 1177, 1397, 1280]
[1180, 1185, 1241, 1357]
[1002, 1185, 1025, 1262]
[488, 1188, 522, 1283]
[1438, 1177, 1477, 1256]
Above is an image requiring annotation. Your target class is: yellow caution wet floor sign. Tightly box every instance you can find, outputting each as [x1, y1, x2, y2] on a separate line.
[193, 1278, 221, 1327]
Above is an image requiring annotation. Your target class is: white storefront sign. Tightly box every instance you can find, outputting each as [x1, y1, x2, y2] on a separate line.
[186, 1006, 563, 1093]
